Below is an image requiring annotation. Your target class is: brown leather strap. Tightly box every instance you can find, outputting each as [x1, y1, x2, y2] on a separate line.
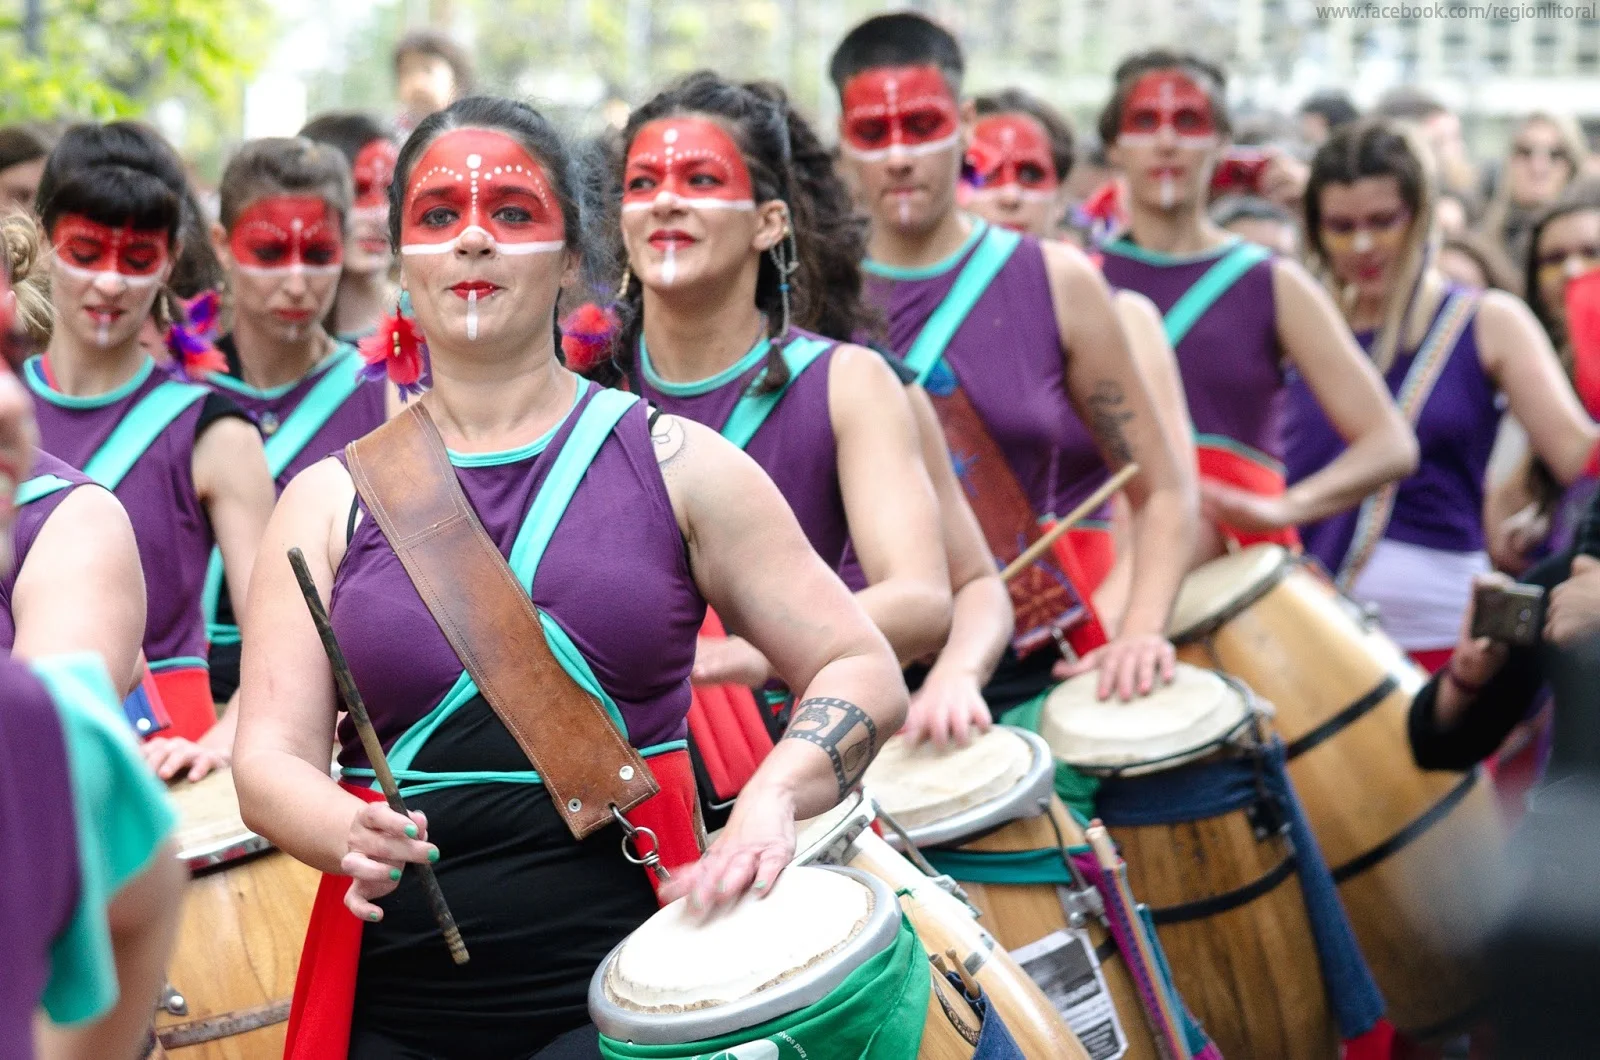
[345, 404, 658, 840]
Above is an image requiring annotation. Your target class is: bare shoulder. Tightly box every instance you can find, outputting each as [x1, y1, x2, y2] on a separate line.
[1040, 237, 1111, 296]
[279, 456, 355, 525]
[1475, 287, 1540, 333]
[828, 341, 908, 402]
[648, 409, 690, 473]
[1474, 287, 1549, 369]
[195, 411, 266, 455]
[1113, 288, 1164, 330]
[48, 480, 132, 532]
[1268, 254, 1322, 301]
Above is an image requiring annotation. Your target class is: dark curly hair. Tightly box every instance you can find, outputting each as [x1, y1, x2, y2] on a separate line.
[597, 70, 872, 394]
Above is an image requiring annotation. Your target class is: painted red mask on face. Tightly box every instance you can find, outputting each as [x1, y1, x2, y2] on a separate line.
[1117, 71, 1218, 147]
[353, 138, 398, 215]
[50, 214, 170, 287]
[967, 114, 1058, 195]
[840, 66, 960, 160]
[622, 118, 756, 213]
[400, 128, 564, 257]
[228, 195, 344, 275]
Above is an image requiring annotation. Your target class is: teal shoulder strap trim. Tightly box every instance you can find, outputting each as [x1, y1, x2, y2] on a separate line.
[81, 381, 208, 490]
[904, 226, 1022, 384]
[263, 345, 364, 479]
[1161, 242, 1272, 348]
[16, 473, 75, 507]
[719, 336, 833, 450]
[201, 548, 237, 644]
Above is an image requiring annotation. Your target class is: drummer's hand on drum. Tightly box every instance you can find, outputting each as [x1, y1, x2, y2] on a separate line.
[902, 666, 991, 748]
[1489, 502, 1549, 576]
[1056, 632, 1177, 701]
[693, 635, 775, 688]
[662, 778, 796, 916]
[341, 801, 439, 923]
[1200, 480, 1298, 534]
[141, 736, 230, 782]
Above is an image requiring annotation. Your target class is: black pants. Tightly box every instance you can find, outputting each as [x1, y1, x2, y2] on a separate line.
[348, 1022, 602, 1060]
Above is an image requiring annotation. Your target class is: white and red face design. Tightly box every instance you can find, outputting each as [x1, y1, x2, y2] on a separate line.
[49, 213, 172, 350]
[838, 65, 964, 234]
[1109, 70, 1222, 213]
[400, 128, 564, 258]
[1316, 176, 1414, 304]
[964, 113, 1061, 237]
[348, 138, 399, 274]
[398, 128, 570, 348]
[353, 138, 398, 216]
[226, 195, 343, 341]
[623, 118, 755, 213]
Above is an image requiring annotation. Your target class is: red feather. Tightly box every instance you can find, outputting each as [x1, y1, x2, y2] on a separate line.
[560, 302, 619, 373]
[358, 310, 429, 397]
[1566, 266, 1600, 420]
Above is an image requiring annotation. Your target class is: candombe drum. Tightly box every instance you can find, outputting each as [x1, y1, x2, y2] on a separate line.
[154, 768, 318, 1058]
[1169, 543, 1506, 1036]
[589, 865, 997, 1060]
[794, 790, 1088, 1059]
[862, 726, 1188, 1060]
[1042, 664, 1338, 1060]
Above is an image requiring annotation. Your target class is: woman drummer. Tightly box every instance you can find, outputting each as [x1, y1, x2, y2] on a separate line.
[200, 137, 396, 703]
[1284, 119, 1599, 672]
[233, 96, 907, 1059]
[298, 112, 399, 342]
[596, 72, 950, 694]
[0, 215, 146, 696]
[14, 121, 276, 775]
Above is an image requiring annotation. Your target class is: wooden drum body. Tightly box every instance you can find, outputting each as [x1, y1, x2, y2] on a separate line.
[155, 769, 318, 1058]
[1170, 545, 1507, 1036]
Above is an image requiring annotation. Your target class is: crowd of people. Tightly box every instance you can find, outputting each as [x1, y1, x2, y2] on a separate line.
[6, 13, 1600, 1060]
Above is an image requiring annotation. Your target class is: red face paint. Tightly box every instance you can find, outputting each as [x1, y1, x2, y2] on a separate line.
[352, 138, 398, 214]
[228, 195, 344, 275]
[840, 65, 960, 160]
[50, 214, 169, 286]
[622, 118, 756, 212]
[1117, 71, 1218, 146]
[967, 114, 1058, 194]
[400, 128, 563, 256]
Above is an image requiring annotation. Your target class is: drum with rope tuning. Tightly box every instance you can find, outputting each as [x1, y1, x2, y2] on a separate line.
[153, 768, 318, 1058]
[589, 866, 989, 1059]
[1045, 664, 1338, 1059]
[1169, 543, 1505, 1037]
[861, 726, 1174, 1060]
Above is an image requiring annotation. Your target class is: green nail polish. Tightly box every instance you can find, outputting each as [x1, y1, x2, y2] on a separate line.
[753, 879, 768, 891]
[367, 911, 381, 922]
[389, 868, 402, 882]
[427, 847, 440, 863]
[404, 824, 419, 839]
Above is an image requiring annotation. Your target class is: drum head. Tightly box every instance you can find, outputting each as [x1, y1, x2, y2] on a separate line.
[1041, 664, 1253, 776]
[865, 726, 1035, 833]
[167, 768, 271, 871]
[590, 866, 899, 1044]
[1168, 543, 1290, 641]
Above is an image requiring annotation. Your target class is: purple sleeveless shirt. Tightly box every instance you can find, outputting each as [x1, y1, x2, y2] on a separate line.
[862, 224, 1110, 517]
[1284, 288, 1496, 569]
[2, 449, 96, 649]
[633, 330, 849, 567]
[23, 357, 218, 667]
[207, 338, 389, 492]
[1100, 237, 1285, 461]
[330, 382, 704, 767]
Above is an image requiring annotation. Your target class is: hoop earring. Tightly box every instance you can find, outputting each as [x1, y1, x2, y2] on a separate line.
[615, 265, 634, 303]
[767, 227, 799, 338]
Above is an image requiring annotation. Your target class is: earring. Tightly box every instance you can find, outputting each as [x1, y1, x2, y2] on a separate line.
[357, 296, 429, 400]
[767, 227, 799, 338]
[615, 265, 634, 303]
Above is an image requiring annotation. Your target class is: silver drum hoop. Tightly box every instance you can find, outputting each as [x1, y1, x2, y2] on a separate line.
[873, 726, 1056, 851]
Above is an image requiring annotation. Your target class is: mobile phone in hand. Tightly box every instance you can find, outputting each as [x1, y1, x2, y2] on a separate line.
[1210, 149, 1271, 196]
[1470, 582, 1547, 646]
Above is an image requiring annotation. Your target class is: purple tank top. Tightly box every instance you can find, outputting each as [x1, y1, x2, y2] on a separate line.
[329, 382, 704, 767]
[862, 226, 1110, 517]
[207, 339, 389, 491]
[1100, 238, 1285, 460]
[1285, 288, 1496, 568]
[0, 657, 79, 1056]
[24, 357, 217, 666]
[1, 449, 96, 649]
[633, 330, 849, 566]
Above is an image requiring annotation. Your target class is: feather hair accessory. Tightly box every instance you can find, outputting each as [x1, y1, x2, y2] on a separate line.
[358, 307, 430, 399]
[166, 290, 227, 378]
[559, 302, 619, 374]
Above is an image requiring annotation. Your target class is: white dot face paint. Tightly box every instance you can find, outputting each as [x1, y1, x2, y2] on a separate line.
[399, 129, 566, 258]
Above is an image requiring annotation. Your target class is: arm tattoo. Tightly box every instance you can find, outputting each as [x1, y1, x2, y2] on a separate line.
[651, 414, 688, 472]
[1084, 380, 1135, 465]
[782, 697, 880, 797]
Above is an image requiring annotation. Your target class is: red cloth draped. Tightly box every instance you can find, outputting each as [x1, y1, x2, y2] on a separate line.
[1197, 440, 1303, 549]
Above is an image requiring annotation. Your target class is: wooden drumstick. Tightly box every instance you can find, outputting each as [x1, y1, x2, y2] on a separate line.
[1000, 464, 1140, 583]
[1085, 820, 1189, 1060]
[287, 547, 470, 966]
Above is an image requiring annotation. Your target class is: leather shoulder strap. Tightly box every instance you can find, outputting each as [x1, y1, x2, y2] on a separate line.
[345, 403, 658, 839]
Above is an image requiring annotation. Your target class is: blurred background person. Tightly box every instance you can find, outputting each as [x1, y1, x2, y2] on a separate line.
[391, 28, 474, 139]
[1479, 112, 1587, 267]
[0, 123, 57, 216]
[298, 111, 398, 342]
[1374, 87, 1480, 202]
[1211, 192, 1299, 256]
[1439, 230, 1521, 294]
[1297, 89, 1360, 151]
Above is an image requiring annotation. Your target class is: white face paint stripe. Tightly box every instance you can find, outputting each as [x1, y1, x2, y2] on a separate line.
[841, 133, 961, 162]
[620, 198, 756, 213]
[1116, 133, 1220, 150]
[234, 264, 345, 279]
[400, 225, 564, 257]
[351, 205, 390, 223]
[969, 187, 1059, 203]
[53, 254, 164, 289]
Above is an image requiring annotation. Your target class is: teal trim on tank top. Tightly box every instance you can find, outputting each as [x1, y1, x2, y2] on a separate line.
[861, 216, 989, 281]
[444, 382, 582, 467]
[1099, 234, 1242, 267]
[346, 739, 689, 798]
[147, 656, 207, 673]
[1194, 431, 1284, 473]
[639, 335, 772, 397]
[719, 336, 833, 450]
[901, 224, 1022, 384]
[81, 381, 209, 491]
[16, 474, 75, 506]
[1160, 241, 1272, 347]
[23, 355, 156, 410]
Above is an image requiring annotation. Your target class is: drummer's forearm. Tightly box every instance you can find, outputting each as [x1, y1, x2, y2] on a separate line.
[1282, 436, 1414, 527]
[927, 574, 1011, 687]
[235, 748, 364, 875]
[1120, 485, 1191, 636]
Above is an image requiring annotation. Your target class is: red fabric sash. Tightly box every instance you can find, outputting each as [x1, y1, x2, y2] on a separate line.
[1196, 440, 1302, 549]
[1566, 266, 1600, 420]
[149, 665, 214, 742]
[686, 610, 774, 802]
[283, 754, 703, 1059]
[1052, 524, 1115, 598]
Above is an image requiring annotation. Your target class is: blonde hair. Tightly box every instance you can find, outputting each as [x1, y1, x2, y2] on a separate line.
[1479, 112, 1589, 257]
[1, 212, 53, 344]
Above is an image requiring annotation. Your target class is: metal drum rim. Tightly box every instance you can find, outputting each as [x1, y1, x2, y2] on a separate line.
[587, 866, 901, 1045]
[1168, 544, 1294, 644]
[792, 790, 875, 867]
[873, 726, 1055, 851]
[176, 830, 274, 873]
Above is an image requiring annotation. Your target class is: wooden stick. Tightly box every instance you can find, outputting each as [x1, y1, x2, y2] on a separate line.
[1085, 820, 1189, 1060]
[288, 547, 470, 966]
[1001, 463, 1140, 583]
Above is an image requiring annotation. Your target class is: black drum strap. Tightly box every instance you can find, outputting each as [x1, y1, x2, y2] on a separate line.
[1147, 851, 1299, 925]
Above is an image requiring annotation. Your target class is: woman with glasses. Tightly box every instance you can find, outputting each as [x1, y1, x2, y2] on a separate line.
[1480, 113, 1587, 266]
